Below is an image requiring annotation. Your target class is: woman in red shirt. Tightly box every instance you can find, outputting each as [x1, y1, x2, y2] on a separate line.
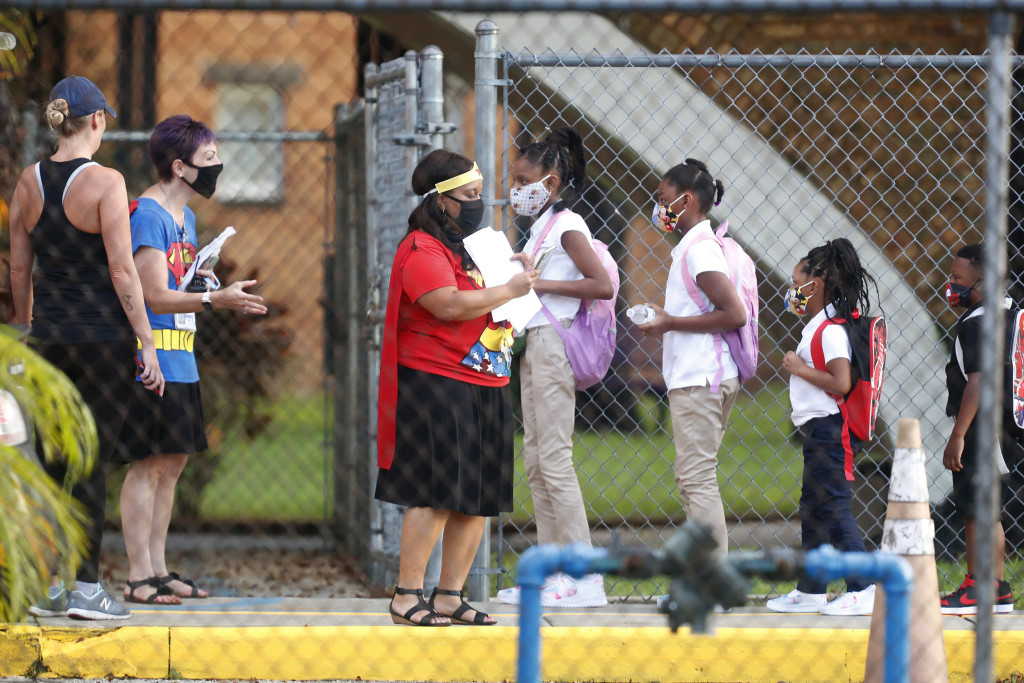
[377, 149, 539, 626]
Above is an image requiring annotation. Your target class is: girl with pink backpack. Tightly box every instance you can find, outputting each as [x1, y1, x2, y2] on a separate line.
[637, 160, 750, 566]
[496, 128, 615, 608]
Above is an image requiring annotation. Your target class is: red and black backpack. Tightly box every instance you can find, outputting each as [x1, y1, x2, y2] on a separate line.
[810, 310, 887, 479]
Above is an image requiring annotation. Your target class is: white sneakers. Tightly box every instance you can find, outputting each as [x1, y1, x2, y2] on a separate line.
[765, 589, 828, 613]
[819, 585, 876, 616]
[766, 585, 876, 616]
[497, 573, 608, 608]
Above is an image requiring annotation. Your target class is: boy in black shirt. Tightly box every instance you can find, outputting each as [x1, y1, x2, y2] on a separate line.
[941, 243, 1015, 614]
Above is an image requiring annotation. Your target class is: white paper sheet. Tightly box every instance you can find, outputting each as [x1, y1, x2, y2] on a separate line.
[462, 227, 541, 331]
[178, 226, 236, 292]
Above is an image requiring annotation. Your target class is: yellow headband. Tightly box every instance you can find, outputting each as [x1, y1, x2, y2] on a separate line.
[425, 162, 483, 197]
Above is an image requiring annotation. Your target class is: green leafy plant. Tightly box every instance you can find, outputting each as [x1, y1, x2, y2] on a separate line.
[0, 325, 96, 623]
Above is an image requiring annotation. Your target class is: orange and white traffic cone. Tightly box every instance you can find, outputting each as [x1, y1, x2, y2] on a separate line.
[864, 418, 947, 683]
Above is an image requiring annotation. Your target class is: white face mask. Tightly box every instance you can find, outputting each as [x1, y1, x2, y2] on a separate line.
[509, 175, 553, 217]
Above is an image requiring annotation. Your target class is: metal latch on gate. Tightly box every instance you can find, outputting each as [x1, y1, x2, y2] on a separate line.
[393, 121, 457, 146]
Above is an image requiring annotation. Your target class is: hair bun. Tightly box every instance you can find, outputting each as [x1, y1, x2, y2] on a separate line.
[45, 98, 69, 128]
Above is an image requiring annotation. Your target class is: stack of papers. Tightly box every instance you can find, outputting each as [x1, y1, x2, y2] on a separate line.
[462, 227, 541, 331]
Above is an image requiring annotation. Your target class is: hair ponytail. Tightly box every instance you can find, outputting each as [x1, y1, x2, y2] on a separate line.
[662, 158, 725, 214]
[519, 126, 587, 212]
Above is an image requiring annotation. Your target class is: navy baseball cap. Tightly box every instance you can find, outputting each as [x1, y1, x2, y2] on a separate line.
[50, 76, 117, 119]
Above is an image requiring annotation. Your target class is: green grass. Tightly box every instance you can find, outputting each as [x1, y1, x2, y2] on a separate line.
[508, 381, 803, 525]
[194, 381, 802, 525]
[197, 395, 333, 521]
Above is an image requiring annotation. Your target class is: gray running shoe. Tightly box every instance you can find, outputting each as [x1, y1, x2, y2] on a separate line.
[66, 584, 131, 620]
[28, 584, 69, 617]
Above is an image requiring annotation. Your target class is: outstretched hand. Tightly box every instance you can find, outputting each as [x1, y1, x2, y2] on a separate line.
[213, 279, 268, 316]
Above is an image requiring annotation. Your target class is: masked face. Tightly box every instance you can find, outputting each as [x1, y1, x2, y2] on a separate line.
[448, 195, 485, 235]
[945, 281, 976, 308]
[782, 280, 816, 316]
[652, 193, 685, 232]
[509, 175, 553, 217]
[181, 159, 223, 199]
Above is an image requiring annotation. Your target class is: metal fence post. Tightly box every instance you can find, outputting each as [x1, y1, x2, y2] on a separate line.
[420, 45, 445, 151]
[404, 49, 421, 219]
[468, 18, 501, 602]
[331, 100, 370, 564]
[976, 10, 1016, 681]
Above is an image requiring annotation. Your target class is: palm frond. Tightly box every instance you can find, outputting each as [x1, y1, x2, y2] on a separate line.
[0, 327, 97, 623]
[0, 328, 98, 481]
[0, 448, 89, 623]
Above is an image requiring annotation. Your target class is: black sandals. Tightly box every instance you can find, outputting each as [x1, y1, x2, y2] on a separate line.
[429, 587, 496, 625]
[124, 576, 181, 605]
[389, 586, 450, 626]
[158, 572, 207, 599]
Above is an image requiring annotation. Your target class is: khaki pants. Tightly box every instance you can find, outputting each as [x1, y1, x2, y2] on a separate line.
[520, 325, 591, 546]
[668, 378, 740, 556]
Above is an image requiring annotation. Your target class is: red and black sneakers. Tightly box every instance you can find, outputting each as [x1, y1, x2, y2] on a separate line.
[940, 574, 1015, 615]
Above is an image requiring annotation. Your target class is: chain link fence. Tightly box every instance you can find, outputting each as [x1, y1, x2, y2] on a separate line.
[2, 3, 1024, 682]
[457, 13, 1024, 606]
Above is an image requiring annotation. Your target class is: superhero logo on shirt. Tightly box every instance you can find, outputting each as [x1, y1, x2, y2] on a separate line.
[167, 241, 197, 288]
[462, 320, 514, 377]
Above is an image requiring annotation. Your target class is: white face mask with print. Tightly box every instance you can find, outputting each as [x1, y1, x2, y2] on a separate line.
[509, 175, 553, 217]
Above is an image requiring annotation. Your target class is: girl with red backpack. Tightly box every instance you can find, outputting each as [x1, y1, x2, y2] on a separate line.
[496, 128, 614, 608]
[768, 238, 879, 616]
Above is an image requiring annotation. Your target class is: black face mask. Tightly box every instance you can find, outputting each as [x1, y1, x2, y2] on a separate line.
[181, 160, 224, 199]
[447, 196, 485, 235]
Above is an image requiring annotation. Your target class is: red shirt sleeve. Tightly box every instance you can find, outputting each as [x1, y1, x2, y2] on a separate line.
[402, 236, 458, 303]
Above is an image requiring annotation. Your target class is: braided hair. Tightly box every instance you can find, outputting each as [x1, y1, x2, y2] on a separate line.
[408, 149, 476, 269]
[799, 238, 877, 320]
[518, 127, 586, 213]
[662, 158, 724, 214]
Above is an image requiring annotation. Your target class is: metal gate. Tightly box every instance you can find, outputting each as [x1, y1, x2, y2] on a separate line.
[333, 46, 492, 595]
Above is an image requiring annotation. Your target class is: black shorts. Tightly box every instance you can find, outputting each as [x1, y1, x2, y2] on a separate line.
[375, 366, 513, 516]
[114, 381, 208, 462]
[950, 419, 1015, 519]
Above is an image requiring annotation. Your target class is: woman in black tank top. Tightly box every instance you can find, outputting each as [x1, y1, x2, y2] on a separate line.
[7, 75, 164, 620]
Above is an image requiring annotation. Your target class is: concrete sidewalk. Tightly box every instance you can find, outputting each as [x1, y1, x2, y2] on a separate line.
[2, 598, 1024, 682]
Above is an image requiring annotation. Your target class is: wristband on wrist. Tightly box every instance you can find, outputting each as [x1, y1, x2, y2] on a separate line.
[201, 291, 213, 311]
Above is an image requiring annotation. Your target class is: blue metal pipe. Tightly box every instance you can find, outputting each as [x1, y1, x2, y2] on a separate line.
[516, 543, 616, 683]
[515, 542, 914, 683]
[803, 545, 914, 683]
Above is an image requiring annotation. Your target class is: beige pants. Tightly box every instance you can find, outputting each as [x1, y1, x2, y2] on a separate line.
[668, 377, 740, 556]
[520, 325, 591, 547]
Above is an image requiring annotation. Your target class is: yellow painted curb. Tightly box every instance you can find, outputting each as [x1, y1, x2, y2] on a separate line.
[38, 626, 169, 679]
[171, 625, 520, 681]
[2, 623, 1022, 682]
[0, 625, 40, 677]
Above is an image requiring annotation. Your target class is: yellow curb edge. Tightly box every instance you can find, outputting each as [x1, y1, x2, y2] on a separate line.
[2, 624, 1023, 682]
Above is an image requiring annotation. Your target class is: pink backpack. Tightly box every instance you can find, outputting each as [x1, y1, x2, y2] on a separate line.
[680, 220, 760, 393]
[531, 211, 620, 391]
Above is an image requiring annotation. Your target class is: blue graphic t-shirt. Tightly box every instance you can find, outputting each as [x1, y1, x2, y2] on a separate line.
[129, 197, 200, 383]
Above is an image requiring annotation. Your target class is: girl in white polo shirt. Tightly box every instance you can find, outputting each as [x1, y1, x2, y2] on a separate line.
[639, 159, 748, 563]
[496, 128, 614, 608]
[768, 238, 878, 617]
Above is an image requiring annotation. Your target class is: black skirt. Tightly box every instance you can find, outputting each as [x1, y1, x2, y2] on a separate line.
[114, 381, 209, 462]
[375, 365, 513, 516]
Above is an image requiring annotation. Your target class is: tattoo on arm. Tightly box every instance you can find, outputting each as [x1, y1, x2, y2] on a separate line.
[123, 294, 133, 312]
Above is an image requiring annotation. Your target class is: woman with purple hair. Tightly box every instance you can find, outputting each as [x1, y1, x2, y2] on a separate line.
[114, 114, 267, 605]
